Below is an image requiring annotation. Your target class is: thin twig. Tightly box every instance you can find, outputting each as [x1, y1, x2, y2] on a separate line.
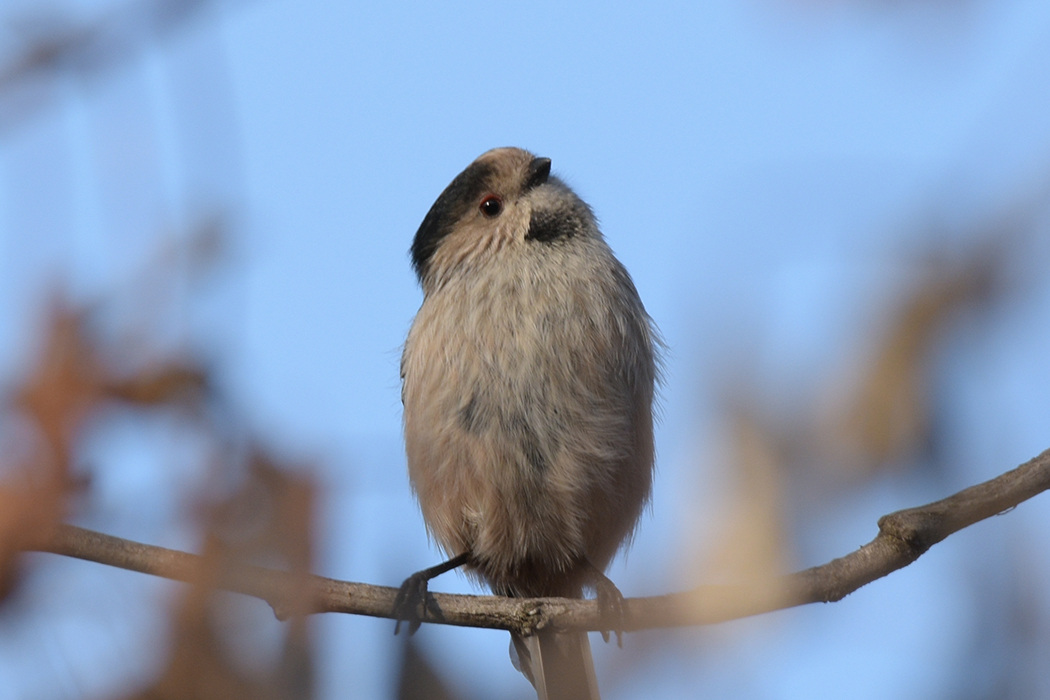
[27, 448, 1050, 637]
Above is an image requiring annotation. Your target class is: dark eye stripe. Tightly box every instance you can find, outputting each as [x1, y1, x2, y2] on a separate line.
[411, 161, 494, 279]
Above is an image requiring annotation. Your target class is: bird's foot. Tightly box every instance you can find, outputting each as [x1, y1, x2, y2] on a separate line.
[392, 552, 470, 635]
[393, 570, 437, 635]
[589, 565, 626, 647]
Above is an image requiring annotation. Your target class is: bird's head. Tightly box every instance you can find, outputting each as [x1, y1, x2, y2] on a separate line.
[411, 148, 596, 290]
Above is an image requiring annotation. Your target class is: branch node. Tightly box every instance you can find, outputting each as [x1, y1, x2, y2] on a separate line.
[514, 601, 552, 637]
[876, 510, 936, 559]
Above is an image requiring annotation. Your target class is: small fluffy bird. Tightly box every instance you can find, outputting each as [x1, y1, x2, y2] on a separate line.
[398, 147, 659, 700]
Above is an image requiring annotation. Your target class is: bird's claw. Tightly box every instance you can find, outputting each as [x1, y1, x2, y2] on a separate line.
[593, 574, 626, 647]
[393, 572, 438, 635]
[392, 553, 470, 635]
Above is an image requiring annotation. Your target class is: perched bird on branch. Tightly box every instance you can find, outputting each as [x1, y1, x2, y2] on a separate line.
[396, 147, 659, 700]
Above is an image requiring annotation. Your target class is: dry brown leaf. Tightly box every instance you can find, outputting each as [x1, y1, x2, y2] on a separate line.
[820, 247, 1001, 475]
[1, 292, 214, 606]
[689, 406, 791, 607]
[126, 449, 316, 700]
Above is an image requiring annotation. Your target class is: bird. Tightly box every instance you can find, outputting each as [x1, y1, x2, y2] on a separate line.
[396, 147, 659, 700]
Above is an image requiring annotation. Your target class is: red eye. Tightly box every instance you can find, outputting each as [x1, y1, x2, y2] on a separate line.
[479, 196, 503, 217]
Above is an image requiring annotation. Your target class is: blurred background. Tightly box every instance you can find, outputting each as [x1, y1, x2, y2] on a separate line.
[1, 0, 1050, 698]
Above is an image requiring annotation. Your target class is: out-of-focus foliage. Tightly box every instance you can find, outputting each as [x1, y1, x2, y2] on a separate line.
[0, 298, 208, 602]
[0, 272, 317, 700]
[126, 453, 315, 700]
[817, 238, 1008, 478]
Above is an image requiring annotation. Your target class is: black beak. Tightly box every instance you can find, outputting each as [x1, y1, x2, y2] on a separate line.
[524, 157, 552, 191]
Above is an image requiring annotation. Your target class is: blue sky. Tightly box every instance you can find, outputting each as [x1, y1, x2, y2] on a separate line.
[2, 1, 1050, 698]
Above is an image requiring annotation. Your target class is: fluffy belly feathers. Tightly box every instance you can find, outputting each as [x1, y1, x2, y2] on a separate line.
[402, 272, 653, 596]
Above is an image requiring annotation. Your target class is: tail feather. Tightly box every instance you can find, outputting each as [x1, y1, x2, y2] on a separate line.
[512, 630, 600, 700]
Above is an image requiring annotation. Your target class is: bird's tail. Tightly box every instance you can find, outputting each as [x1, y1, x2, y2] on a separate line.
[512, 629, 600, 700]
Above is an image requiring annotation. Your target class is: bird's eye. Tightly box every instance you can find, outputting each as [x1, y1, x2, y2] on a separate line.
[479, 196, 503, 218]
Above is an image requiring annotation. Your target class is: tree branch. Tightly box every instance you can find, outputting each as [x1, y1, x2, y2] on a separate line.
[27, 448, 1050, 637]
